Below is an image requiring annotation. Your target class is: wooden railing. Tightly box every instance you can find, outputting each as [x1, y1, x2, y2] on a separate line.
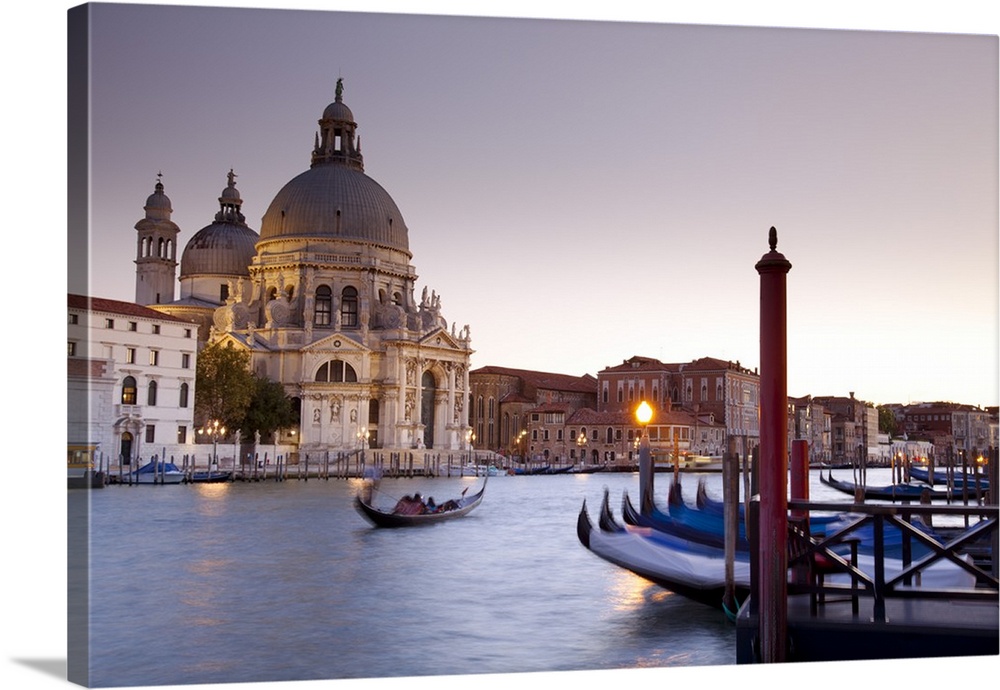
[784, 500, 998, 622]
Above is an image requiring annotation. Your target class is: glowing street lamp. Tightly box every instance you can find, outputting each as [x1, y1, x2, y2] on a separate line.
[576, 428, 588, 466]
[636, 400, 653, 428]
[513, 429, 528, 464]
[635, 401, 654, 515]
[198, 419, 227, 467]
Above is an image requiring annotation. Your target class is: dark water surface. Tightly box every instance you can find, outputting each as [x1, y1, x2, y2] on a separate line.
[78, 468, 912, 687]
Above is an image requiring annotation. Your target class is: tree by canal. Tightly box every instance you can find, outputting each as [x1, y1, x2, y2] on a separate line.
[242, 374, 297, 442]
[195, 341, 295, 441]
[877, 405, 899, 437]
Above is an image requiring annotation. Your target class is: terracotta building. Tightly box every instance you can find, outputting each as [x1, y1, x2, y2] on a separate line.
[467, 365, 597, 457]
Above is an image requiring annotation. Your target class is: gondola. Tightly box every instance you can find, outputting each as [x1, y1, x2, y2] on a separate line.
[819, 469, 960, 501]
[570, 464, 607, 474]
[621, 488, 750, 550]
[577, 491, 751, 610]
[622, 482, 938, 559]
[512, 465, 550, 475]
[577, 489, 978, 611]
[908, 466, 990, 491]
[354, 476, 487, 528]
[189, 470, 232, 483]
[621, 481, 843, 550]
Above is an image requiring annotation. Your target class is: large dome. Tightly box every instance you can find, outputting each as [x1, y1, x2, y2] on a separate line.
[258, 165, 410, 252]
[257, 79, 410, 255]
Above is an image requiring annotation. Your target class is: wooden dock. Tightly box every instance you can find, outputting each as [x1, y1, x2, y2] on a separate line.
[737, 593, 998, 662]
[736, 499, 999, 663]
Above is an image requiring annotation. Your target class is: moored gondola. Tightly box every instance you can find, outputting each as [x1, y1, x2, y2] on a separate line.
[577, 488, 979, 612]
[189, 470, 233, 483]
[908, 466, 990, 491]
[819, 469, 960, 501]
[354, 476, 487, 527]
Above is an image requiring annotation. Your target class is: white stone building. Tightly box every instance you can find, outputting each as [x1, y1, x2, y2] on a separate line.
[67, 294, 199, 467]
[140, 80, 473, 455]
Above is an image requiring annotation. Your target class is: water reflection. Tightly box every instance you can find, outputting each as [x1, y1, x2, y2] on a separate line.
[86, 472, 747, 686]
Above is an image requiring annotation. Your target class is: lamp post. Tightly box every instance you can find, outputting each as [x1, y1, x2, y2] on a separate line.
[198, 419, 226, 469]
[636, 401, 653, 515]
[515, 429, 527, 463]
[576, 429, 588, 467]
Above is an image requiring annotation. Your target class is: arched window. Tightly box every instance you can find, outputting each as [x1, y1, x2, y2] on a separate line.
[606, 427, 614, 444]
[341, 286, 358, 327]
[121, 376, 137, 405]
[179, 382, 189, 408]
[147, 380, 158, 406]
[315, 286, 332, 326]
[315, 359, 357, 382]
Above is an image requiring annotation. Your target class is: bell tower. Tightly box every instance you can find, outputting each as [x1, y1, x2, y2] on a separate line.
[134, 173, 180, 305]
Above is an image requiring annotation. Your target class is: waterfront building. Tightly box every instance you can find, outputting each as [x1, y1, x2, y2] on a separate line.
[471, 355, 753, 467]
[467, 365, 597, 457]
[67, 294, 198, 467]
[889, 437, 934, 465]
[145, 170, 260, 342]
[568, 405, 705, 467]
[812, 393, 880, 464]
[788, 395, 833, 465]
[902, 401, 993, 461]
[597, 355, 760, 459]
[133, 81, 472, 456]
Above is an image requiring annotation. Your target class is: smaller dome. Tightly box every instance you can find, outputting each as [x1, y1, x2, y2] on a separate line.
[219, 169, 242, 202]
[322, 99, 354, 123]
[180, 170, 259, 278]
[322, 77, 355, 123]
[144, 176, 172, 220]
[146, 186, 171, 210]
[180, 222, 259, 278]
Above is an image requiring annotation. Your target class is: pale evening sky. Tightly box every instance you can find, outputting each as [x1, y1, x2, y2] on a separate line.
[3, 4, 998, 688]
[71, 1, 998, 410]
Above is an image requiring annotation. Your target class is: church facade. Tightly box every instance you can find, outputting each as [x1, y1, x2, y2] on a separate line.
[141, 81, 474, 455]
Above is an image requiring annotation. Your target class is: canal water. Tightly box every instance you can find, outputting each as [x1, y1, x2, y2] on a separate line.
[74, 467, 944, 688]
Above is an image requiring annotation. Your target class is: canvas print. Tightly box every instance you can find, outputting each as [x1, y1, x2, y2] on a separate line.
[60, 2, 997, 689]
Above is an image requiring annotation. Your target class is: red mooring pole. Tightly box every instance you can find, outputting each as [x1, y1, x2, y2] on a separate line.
[755, 227, 792, 663]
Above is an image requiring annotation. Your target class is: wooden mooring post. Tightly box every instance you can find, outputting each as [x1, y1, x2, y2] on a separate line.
[754, 227, 791, 663]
